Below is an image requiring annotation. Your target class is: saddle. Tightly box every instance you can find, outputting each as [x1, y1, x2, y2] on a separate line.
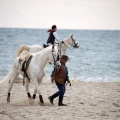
[19, 51, 33, 85]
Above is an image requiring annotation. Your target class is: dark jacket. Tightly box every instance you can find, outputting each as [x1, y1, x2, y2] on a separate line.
[47, 32, 55, 44]
[51, 63, 69, 84]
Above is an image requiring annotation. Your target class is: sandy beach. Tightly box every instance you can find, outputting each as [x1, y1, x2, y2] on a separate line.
[0, 79, 120, 120]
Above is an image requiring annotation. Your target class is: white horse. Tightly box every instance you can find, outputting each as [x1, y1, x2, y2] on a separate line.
[17, 34, 79, 57]
[0, 46, 60, 105]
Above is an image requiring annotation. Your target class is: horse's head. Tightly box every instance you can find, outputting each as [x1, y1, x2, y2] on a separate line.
[48, 45, 61, 67]
[69, 34, 79, 48]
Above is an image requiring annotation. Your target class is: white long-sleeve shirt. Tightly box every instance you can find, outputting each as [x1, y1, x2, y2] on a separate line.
[53, 32, 62, 43]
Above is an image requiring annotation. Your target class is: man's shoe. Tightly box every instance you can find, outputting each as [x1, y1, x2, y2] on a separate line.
[48, 96, 53, 104]
[48, 93, 58, 105]
[58, 95, 67, 106]
[58, 103, 67, 106]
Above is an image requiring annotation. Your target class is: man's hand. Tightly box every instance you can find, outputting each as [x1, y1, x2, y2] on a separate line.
[51, 77, 55, 83]
[67, 80, 71, 86]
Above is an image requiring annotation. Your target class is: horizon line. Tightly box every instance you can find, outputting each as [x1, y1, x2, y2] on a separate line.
[0, 27, 120, 31]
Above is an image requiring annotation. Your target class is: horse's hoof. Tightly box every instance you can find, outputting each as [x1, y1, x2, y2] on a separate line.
[27, 93, 31, 98]
[7, 93, 10, 102]
[39, 95, 44, 104]
[32, 94, 36, 99]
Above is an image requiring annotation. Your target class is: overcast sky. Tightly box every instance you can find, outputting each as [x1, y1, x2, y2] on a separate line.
[0, 0, 120, 30]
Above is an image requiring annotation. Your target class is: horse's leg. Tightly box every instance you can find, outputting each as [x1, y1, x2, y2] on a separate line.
[7, 68, 18, 102]
[25, 78, 31, 98]
[32, 74, 44, 99]
[33, 88, 37, 99]
[32, 78, 44, 105]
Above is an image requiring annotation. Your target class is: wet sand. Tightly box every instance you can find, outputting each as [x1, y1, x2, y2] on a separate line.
[0, 79, 120, 120]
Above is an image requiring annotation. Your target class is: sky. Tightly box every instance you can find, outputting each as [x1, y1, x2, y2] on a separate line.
[0, 0, 120, 30]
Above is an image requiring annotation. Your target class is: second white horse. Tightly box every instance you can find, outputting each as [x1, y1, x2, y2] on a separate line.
[17, 34, 79, 56]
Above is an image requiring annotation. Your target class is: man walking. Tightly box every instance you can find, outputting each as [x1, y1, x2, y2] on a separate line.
[48, 55, 71, 106]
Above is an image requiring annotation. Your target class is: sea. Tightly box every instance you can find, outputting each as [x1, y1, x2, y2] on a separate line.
[0, 28, 120, 82]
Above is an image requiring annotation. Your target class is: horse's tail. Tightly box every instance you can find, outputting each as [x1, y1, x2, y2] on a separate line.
[0, 72, 11, 85]
[17, 45, 30, 56]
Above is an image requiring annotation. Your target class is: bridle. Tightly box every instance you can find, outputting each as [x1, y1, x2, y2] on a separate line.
[71, 35, 78, 48]
[52, 45, 60, 74]
[52, 45, 60, 65]
[61, 35, 78, 49]
[55, 35, 78, 57]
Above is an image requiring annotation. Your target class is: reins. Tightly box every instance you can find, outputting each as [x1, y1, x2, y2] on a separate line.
[62, 41, 70, 49]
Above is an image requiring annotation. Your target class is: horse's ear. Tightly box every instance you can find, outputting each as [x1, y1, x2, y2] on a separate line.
[70, 34, 73, 37]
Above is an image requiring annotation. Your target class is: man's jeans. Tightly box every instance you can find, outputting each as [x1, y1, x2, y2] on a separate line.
[55, 81, 66, 96]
